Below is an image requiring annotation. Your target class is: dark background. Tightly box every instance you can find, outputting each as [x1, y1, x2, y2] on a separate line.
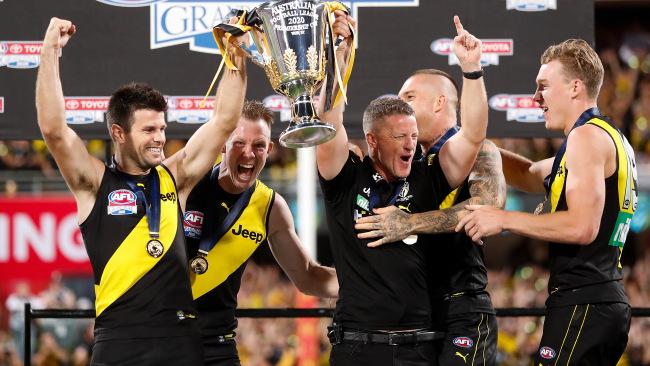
[0, 0, 593, 140]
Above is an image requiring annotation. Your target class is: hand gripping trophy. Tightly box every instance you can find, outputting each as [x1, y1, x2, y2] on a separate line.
[213, 0, 355, 148]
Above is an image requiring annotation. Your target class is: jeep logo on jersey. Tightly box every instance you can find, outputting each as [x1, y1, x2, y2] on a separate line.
[231, 224, 264, 244]
[489, 94, 543, 123]
[452, 337, 473, 349]
[539, 346, 556, 360]
[98, 0, 419, 54]
[107, 189, 138, 215]
[431, 38, 513, 67]
[506, 0, 557, 11]
[183, 210, 204, 239]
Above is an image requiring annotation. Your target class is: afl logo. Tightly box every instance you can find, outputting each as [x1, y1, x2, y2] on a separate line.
[539, 346, 556, 359]
[96, 0, 161, 7]
[109, 189, 136, 205]
[183, 211, 204, 228]
[453, 337, 473, 349]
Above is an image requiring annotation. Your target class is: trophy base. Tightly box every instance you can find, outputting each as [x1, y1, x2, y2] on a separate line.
[279, 122, 336, 148]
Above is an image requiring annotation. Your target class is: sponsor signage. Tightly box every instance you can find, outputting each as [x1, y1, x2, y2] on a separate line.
[0, 196, 93, 284]
[506, 0, 557, 11]
[64, 97, 111, 124]
[167, 96, 215, 124]
[0, 41, 43, 68]
[489, 94, 543, 123]
[431, 38, 513, 66]
[99, 0, 419, 53]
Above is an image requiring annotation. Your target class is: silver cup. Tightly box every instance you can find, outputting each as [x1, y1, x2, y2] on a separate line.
[216, 0, 345, 148]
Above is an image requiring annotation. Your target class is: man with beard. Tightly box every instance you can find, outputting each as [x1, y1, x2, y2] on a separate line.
[36, 17, 246, 365]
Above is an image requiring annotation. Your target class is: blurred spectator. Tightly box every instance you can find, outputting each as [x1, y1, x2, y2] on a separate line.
[31, 332, 68, 366]
[0, 141, 55, 178]
[0, 331, 21, 366]
[5, 282, 43, 361]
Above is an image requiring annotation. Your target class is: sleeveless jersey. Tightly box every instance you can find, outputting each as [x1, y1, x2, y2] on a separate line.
[80, 164, 197, 341]
[546, 117, 637, 306]
[184, 172, 275, 335]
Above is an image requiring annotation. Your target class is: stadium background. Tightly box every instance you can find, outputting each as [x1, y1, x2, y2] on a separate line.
[1, 0, 650, 364]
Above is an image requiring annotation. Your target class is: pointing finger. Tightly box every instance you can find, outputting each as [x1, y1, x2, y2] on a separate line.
[453, 15, 464, 36]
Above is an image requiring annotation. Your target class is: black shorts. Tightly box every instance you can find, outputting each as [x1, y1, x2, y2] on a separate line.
[91, 334, 203, 366]
[535, 302, 630, 365]
[437, 312, 497, 366]
[203, 337, 240, 366]
[330, 340, 438, 366]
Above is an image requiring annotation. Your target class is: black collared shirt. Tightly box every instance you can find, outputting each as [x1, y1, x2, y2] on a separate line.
[319, 151, 453, 330]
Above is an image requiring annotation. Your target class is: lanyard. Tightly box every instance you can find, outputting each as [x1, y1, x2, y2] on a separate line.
[364, 158, 406, 211]
[197, 165, 256, 255]
[428, 125, 459, 155]
[125, 171, 160, 239]
[543, 107, 601, 196]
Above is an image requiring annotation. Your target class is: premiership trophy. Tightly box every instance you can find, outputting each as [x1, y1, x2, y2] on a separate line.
[213, 0, 351, 148]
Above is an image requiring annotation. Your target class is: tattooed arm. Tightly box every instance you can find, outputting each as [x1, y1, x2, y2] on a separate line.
[355, 140, 506, 247]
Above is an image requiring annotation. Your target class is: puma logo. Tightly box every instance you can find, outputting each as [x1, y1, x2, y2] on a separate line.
[455, 352, 469, 363]
[221, 202, 231, 213]
[398, 203, 412, 213]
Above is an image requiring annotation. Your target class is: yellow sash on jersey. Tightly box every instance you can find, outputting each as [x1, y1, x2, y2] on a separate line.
[191, 181, 274, 300]
[94, 166, 178, 317]
[550, 118, 637, 215]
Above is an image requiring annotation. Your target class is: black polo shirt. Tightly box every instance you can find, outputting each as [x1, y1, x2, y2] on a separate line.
[319, 151, 453, 331]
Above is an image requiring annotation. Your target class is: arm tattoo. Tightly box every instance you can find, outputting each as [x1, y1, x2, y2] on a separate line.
[410, 140, 507, 234]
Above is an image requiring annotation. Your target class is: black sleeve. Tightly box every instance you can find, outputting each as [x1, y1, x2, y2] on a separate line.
[318, 150, 358, 204]
[423, 153, 454, 205]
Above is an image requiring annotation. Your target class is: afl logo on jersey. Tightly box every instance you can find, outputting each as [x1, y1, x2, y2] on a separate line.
[107, 189, 137, 215]
[539, 346, 556, 359]
[453, 337, 473, 349]
[183, 211, 204, 239]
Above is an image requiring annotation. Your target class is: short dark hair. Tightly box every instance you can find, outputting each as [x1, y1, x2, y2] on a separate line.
[106, 82, 167, 135]
[362, 97, 414, 135]
[242, 100, 274, 128]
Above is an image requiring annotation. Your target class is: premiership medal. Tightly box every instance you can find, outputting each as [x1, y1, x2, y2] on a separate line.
[147, 239, 164, 258]
[402, 235, 418, 245]
[190, 254, 209, 275]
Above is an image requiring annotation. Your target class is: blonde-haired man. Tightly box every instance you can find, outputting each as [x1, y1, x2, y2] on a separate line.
[457, 39, 637, 365]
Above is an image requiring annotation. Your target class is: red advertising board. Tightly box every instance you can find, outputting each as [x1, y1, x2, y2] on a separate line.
[0, 196, 92, 298]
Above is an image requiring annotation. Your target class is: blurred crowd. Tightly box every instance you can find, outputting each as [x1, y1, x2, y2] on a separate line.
[1, 7, 650, 366]
[4, 255, 650, 366]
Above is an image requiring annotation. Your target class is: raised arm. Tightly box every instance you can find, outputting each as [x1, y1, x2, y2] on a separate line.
[267, 194, 338, 298]
[355, 140, 506, 247]
[499, 148, 552, 194]
[166, 39, 247, 205]
[439, 16, 487, 188]
[36, 18, 105, 222]
[316, 11, 355, 180]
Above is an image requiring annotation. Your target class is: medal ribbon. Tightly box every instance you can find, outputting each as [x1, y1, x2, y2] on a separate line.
[125, 170, 161, 240]
[197, 165, 256, 255]
[543, 107, 601, 196]
[428, 125, 459, 155]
